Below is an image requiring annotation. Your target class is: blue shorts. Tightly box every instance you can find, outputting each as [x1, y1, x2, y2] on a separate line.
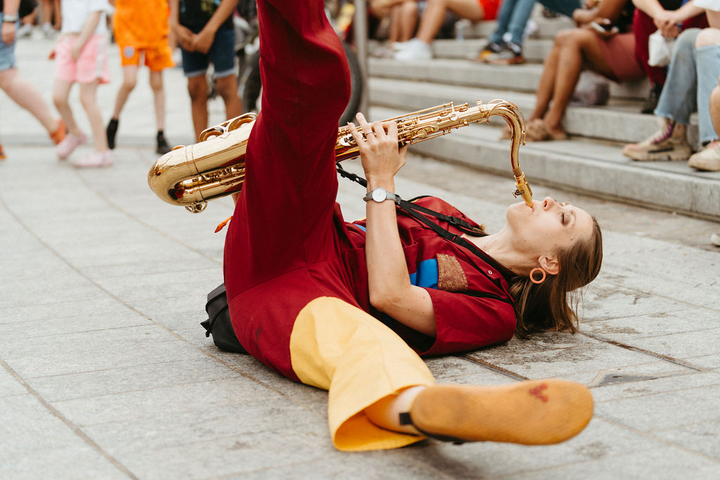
[0, 15, 17, 72]
[181, 27, 236, 78]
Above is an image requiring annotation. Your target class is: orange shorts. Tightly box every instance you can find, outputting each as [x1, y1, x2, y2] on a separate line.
[118, 43, 174, 71]
[479, 0, 500, 21]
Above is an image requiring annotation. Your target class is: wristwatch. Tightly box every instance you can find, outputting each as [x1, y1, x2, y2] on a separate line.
[364, 187, 398, 204]
[2, 14, 19, 23]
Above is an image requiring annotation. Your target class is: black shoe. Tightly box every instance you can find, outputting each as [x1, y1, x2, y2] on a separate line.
[485, 42, 525, 65]
[641, 84, 663, 114]
[106, 118, 118, 150]
[156, 131, 172, 155]
[478, 41, 505, 62]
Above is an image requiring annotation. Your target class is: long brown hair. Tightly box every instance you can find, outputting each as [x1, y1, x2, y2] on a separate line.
[509, 217, 603, 337]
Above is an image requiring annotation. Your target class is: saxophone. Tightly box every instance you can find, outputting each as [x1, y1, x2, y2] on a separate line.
[148, 100, 532, 213]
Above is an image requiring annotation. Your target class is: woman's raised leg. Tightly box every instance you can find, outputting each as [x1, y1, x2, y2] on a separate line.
[224, 0, 351, 295]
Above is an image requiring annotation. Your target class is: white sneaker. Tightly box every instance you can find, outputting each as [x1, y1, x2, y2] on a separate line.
[41, 23, 55, 39]
[394, 39, 432, 61]
[392, 39, 414, 51]
[688, 141, 720, 171]
[711, 233, 720, 247]
[16, 23, 33, 39]
[56, 133, 87, 160]
[72, 151, 113, 168]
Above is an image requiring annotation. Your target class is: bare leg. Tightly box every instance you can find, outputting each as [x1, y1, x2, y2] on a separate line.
[52, 0, 61, 29]
[0, 68, 60, 134]
[543, 29, 614, 133]
[79, 80, 108, 152]
[415, 0, 484, 44]
[41, 0, 53, 27]
[369, 0, 407, 18]
[530, 34, 564, 122]
[365, 386, 425, 434]
[53, 79, 81, 136]
[111, 65, 138, 120]
[215, 74, 242, 122]
[388, 6, 401, 43]
[398, 1, 419, 42]
[187, 75, 208, 141]
[149, 70, 166, 131]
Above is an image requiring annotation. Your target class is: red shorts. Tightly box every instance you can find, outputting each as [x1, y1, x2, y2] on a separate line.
[479, 0, 500, 21]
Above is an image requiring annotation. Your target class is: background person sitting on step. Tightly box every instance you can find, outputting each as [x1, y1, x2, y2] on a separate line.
[524, 0, 642, 141]
[622, 4, 720, 168]
[394, 0, 500, 60]
[632, 0, 708, 114]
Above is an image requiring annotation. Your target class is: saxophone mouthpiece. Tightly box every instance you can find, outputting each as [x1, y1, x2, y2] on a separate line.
[514, 173, 533, 208]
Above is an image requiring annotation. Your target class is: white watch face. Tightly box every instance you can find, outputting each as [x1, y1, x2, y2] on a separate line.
[372, 188, 387, 202]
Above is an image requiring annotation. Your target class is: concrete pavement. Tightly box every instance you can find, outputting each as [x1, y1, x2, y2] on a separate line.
[1, 34, 720, 479]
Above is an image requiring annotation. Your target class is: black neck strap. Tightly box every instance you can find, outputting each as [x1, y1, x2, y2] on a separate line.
[337, 164, 510, 277]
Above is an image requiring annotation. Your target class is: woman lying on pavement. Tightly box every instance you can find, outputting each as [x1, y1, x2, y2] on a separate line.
[223, 0, 604, 452]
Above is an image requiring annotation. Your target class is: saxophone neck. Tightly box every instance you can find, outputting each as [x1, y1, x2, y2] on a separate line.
[483, 101, 533, 208]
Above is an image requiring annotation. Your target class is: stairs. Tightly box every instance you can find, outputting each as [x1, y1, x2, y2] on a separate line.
[366, 10, 720, 220]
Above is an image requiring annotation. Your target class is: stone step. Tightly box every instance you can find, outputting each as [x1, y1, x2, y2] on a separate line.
[369, 57, 651, 101]
[368, 77, 701, 147]
[367, 105, 720, 220]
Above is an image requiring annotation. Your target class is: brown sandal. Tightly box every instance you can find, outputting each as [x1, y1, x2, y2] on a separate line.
[526, 118, 568, 142]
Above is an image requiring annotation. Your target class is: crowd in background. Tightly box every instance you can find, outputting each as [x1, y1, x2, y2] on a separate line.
[0, 0, 241, 167]
[370, 0, 720, 170]
[1, 0, 719, 243]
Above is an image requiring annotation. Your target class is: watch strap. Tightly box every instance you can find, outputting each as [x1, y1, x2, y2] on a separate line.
[2, 14, 19, 23]
[363, 188, 399, 203]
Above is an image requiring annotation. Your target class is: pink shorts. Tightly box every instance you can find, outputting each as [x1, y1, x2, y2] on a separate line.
[54, 34, 111, 84]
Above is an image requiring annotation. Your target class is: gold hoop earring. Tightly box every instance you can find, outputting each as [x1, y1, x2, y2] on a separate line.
[530, 267, 546, 285]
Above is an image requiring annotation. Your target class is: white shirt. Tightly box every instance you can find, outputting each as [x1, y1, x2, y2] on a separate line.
[61, 0, 110, 35]
[696, 0, 720, 12]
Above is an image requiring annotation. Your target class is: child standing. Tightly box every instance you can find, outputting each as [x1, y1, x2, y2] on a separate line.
[106, 0, 173, 154]
[170, 0, 241, 141]
[52, 0, 112, 167]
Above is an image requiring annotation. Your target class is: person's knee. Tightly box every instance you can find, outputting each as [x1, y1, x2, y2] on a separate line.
[0, 69, 14, 91]
[215, 75, 239, 100]
[187, 77, 206, 102]
[675, 28, 701, 52]
[712, 85, 720, 110]
[149, 73, 163, 92]
[121, 76, 137, 92]
[79, 89, 97, 110]
[52, 90, 68, 109]
[554, 29, 574, 47]
[401, 0, 418, 15]
[695, 28, 720, 49]
[425, 0, 446, 9]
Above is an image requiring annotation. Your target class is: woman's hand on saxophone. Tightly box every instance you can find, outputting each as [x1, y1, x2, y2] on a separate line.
[348, 113, 408, 185]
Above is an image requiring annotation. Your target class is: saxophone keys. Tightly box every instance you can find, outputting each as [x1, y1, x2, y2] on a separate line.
[199, 127, 224, 142]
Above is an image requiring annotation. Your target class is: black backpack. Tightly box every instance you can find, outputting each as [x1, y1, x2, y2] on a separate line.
[201, 284, 247, 354]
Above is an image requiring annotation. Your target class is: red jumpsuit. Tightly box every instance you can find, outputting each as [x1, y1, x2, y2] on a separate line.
[223, 0, 516, 451]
